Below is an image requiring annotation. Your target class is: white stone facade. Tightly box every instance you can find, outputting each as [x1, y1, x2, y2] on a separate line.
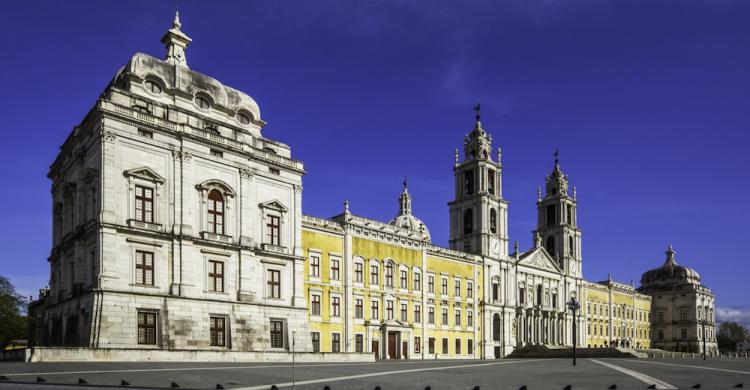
[31, 14, 313, 352]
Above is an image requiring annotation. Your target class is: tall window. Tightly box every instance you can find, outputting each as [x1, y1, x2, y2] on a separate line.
[137, 311, 157, 345]
[311, 294, 321, 316]
[414, 272, 421, 291]
[267, 269, 281, 298]
[266, 215, 281, 245]
[331, 259, 340, 281]
[310, 255, 320, 277]
[566, 204, 572, 225]
[332, 333, 341, 353]
[455, 280, 461, 297]
[414, 305, 422, 323]
[536, 285, 543, 306]
[519, 287, 525, 304]
[468, 310, 473, 327]
[552, 293, 558, 309]
[385, 263, 394, 287]
[569, 236, 575, 257]
[355, 298, 363, 319]
[270, 320, 284, 348]
[135, 186, 153, 223]
[441, 278, 448, 295]
[311, 332, 320, 352]
[488, 169, 495, 195]
[464, 170, 474, 195]
[493, 314, 501, 341]
[386, 301, 394, 319]
[332, 296, 340, 317]
[442, 338, 448, 354]
[468, 339, 474, 355]
[467, 281, 474, 299]
[208, 260, 224, 292]
[545, 236, 556, 257]
[463, 209, 473, 234]
[546, 204, 556, 227]
[429, 338, 435, 354]
[428, 275, 435, 293]
[455, 309, 461, 326]
[370, 265, 379, 286]
[428, 307, 435, 324]
[355, 262, 363, 283]
[210, 317, 226, 347]
[207, 190, 224, 234]
[135, 251, 154, 286]
[442, 308, 448, 325]
[415, 337, 421, 354]
[490, 209, 497, 234]
[401, 303, 408, 322]
[355, 334, 363, 353]
[455, 339, 462, 354]
[492, 282, 499, 301]
[400, 270, 407, 289]
[371, 300, 379, 319]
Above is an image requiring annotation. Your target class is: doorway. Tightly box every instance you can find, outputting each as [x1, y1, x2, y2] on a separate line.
[372, 340, 379, 359]
[388, 332, 397, 359]
[402, 341, 408, 359]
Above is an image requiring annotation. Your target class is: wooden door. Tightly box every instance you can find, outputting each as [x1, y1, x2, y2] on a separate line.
[402, 341, 408, 359]
[388, 332, 397, 359]
[372, 340, 379, 359]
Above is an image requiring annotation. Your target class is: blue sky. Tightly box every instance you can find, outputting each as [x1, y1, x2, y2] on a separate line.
[1, 1, 748, 320]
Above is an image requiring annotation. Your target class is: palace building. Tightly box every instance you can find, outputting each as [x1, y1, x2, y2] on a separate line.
[29, 12, 717, 359]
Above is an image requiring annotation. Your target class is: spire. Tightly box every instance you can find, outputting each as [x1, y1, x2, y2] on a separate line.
[665, 244, 677, 265]
[398, 178, 412, 215]
[344, 200, 350, 215]
[545, 149, 569, 197]
[474, 102, 481, 122]
[161, 8, 192, 67]
[463, 102, 492, 161]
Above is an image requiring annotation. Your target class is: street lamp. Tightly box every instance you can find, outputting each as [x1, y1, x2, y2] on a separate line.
[701, 320, 707, 361]
[567, 297, 581, 366]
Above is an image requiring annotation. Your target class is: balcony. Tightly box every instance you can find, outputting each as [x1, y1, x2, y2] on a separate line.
[261, 243, 287, 254]
[127, 219, 163, 232]
[201, 231, 234, 244]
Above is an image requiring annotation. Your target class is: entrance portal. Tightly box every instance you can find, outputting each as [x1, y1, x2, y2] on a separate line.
[388, 332, 397, 359]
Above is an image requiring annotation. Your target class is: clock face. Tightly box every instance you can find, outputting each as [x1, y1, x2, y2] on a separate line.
[490, 238, 500, 257]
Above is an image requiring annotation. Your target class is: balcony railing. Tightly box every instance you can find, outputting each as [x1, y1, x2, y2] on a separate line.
[127, 219, 163, 232]
[201, 231, 234, 244]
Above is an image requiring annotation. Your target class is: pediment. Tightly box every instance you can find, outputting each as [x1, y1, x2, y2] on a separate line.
[517, 247, 561, 272]
[123, 167, 165, 184]
[196, 179, 235, 196]
[259, 200, 288, 213]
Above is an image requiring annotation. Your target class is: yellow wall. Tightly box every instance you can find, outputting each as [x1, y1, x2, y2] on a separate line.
[584, 283, 651, 349]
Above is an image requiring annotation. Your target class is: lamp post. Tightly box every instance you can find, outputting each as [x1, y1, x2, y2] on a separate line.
[567, 297, 581, 366]
[702, 320, 707, 361]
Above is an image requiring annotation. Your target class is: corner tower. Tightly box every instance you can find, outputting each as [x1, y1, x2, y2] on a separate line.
[534, 151, 582, 276]
[449, 105, 508, 258]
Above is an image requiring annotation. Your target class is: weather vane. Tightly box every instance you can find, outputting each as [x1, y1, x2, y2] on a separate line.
[474, 102, 481, 121]
[554, 149, 559, 165]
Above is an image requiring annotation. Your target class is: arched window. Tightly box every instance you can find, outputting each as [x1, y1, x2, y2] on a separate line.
[545, 236, 555, 256]
[493, 314, 501, 341]
[144, 79, 162, 94]
[490, 209, 497, 234]
[568, 236, 574, 257]
[207, 189, 224, 234]
[463, 209, 473, 234]
[195, 95, 212, 110]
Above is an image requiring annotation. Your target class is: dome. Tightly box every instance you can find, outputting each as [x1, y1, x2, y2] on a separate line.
[640, 245, 701, 287]
[387, 180, 431, 241]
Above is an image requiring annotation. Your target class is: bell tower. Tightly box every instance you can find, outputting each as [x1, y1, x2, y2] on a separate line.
[534, 151, 582, 276]
[449, 104, 508, 259]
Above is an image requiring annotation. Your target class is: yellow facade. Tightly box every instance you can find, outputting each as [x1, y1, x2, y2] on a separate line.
[302, 214, 483, 359]
[584, 280, 651, 349]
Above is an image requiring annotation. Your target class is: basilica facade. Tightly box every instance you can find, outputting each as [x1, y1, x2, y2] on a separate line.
[29, 13, 717, 359]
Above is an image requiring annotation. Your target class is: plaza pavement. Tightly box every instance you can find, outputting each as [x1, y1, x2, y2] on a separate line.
[1, 357, 749, 390]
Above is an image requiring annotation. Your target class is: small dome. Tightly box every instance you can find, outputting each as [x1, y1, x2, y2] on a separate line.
[387, 180, 431, 241]
[641, 245, 701, 287]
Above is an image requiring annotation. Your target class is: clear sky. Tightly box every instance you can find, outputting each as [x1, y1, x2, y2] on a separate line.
[1, 1, 748, 323]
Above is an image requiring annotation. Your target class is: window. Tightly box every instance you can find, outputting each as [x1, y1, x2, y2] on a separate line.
[552, 293, 558, 309]
[464, 170, 474, 194]
[428, 275, 435, 293]
[144, 80, 162, 94]
[310, 255, 320, 278]
[492, 282, 499, 301]
[681, 311, 687, 321]
[468, 339, 473, 355]
[519, 287, 525, 304]
[657, 312, 663, 323]
[442, 308, 448, 325]
[355, 299, 363, 319]
[355, 262, 363, 283]
[428, 338, 435, 354]
[266, 215, 281, 246]
[355, 334, 363, 353]
[442, 338, 448, 354]
[681, 328, 688, 339]
[332, 296, 340, 317]
[545, 236, 555, 257]
[210, 149, 223, 158]
[332, 333, 341, 353]
[568, 236, 574, 257]
[536, 285, 543, 306]
[370, 265, 379, 286]
[312, 332, 320, 352]
[428, 307, 435, 324]
[546, 204, 556, 227]
[311, 294, 321, 316]
[467, 282, 474, 299]
[210, 317, 226, 347]
[267, 269, 281, 298]
[270, 320, 284, 348]
[400, 270, 407, 289]
[488, 169, 495, 195]
[455, 339, 461, 355]
[237, 113, 251, 125]
[138, 129, 153, 138]
[195, 96, 211, 109]
[385, 263, 394, 287]
[371, 300, 379, 319]
[386, 301, 394, 320]
[455, 309, 461, 326]
[134, 185, 153, 223]
[207, 190, 224, 235]
[442, 278, 448, 295]
[415, 337, 421, 354]
[401, 303, 408, 322]
[658, 329, 664, 340]
[463, 209, 473, 234]
[468, 310, 473, 327]
[414, 272, 421, 291]
[135, 251, 154, 286]
[208, 260, 224, 292]
[455, 280, 461, 297]
[269, 167, 280, 175]
[137, 311, 157, 345]
[414, 305, 422, 323]
[566, 204, 572, 225]
[331, 260, 340, 281]
[490, 209, 497, 234]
